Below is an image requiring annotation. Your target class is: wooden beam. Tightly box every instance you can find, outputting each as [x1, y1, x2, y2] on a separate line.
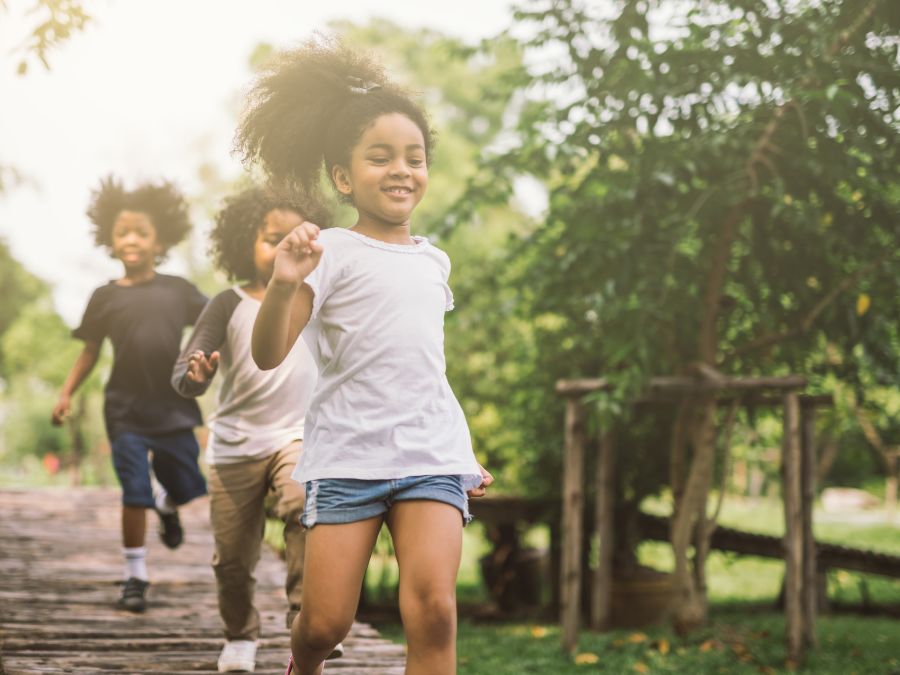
[801, 406, 819, 648]
[590, 431, 615, 631]
[556, 374, 807, 397]
[783, 392, 804, 663]
[560, 398, 586, 654]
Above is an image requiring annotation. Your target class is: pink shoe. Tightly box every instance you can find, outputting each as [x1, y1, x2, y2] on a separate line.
[285, 653, 330, 674]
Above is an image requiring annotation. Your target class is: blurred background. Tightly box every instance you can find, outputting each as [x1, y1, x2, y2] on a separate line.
[0, 1, 897, 673]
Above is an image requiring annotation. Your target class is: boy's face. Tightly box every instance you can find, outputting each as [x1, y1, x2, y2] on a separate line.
[254, 208, 305, 284]
[111, 211, 161, 271]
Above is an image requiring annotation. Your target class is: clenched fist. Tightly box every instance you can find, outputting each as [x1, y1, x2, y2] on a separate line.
[271, 221, 323, 287]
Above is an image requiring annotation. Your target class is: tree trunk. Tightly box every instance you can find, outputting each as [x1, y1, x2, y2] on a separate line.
[670, 395, 717, 633]
[885, 452, 898, 523]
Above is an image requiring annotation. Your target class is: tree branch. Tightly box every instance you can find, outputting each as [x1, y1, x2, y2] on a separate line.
[723, 252, 890, 362]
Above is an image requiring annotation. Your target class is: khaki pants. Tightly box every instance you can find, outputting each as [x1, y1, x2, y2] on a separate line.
[209, 441, 305, 640]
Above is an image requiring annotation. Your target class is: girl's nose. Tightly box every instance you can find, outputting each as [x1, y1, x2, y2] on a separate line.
[389, 161, 411, 177]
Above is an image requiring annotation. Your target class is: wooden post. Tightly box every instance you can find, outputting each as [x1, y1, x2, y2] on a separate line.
[782, 393, 804, 663]
[800, 403, 818, 647]
[590, 430, 615, 630]
[560, 398, 586, 654]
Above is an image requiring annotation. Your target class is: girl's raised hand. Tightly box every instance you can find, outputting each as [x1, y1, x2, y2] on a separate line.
[186, 350, 220, 384]
[467, 464, 494, 498]
[271, 221, 323, 287]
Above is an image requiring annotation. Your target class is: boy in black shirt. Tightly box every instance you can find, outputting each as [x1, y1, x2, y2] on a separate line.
[52, 176, 208, 613]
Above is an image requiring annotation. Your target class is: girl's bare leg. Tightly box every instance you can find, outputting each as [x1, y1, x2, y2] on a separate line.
[387, 501, 463, 675]
[290, 517, 382, 675]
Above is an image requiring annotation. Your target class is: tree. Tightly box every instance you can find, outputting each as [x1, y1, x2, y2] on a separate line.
[467, 0, 899, 631]
[3, 0, 91, 75]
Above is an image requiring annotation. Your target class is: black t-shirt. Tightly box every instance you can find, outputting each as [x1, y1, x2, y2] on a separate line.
[73, 274, 208, 439]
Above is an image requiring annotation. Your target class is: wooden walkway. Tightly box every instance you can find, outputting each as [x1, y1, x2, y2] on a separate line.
[0, 488, 406, 674]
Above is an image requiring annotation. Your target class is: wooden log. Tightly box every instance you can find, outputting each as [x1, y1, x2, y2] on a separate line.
[556, 375, 807, 398]
[560, 398, 587, 654]
[782, 393, 804, 663]
[589, 431, 615, 631]
[801, 405, 818, 647]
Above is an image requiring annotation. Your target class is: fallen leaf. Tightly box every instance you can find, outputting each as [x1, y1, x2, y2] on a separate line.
[628, 632, 648, 644]
[857, 293, 871, 316]
[575, 652, 600, 665]
[530, 626, 548, 639]
[657, 639, 670, 655]
[633, 663, 649, 673]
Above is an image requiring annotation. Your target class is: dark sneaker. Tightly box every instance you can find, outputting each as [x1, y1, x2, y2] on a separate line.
[117, 577, 149, 612]
[156, 508, 183, 549]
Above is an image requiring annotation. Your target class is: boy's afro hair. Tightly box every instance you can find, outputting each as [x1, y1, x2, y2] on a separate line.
[235, 35, 435, 196]
[209, 186, 331, 281]
[86, 175, 192, 258]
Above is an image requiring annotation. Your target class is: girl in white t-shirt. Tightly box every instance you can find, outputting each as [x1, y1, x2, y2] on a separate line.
[237, 39, 492, 675]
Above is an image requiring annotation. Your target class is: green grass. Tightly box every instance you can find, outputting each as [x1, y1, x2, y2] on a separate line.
[370, 497, 899, 674]
[380, 612, 899, 674]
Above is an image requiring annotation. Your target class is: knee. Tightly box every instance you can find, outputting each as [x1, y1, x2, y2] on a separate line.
[404, 589, 456, 638]
[298, 613, 349, 651]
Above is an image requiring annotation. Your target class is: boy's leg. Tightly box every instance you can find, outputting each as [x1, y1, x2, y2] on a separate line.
[265, 441, 306, 627]
[149, 430, 207, 547]
[111, 432, 156, 550]
[122, 505, 147, 548]
[110, 432, 156, 611]
[291, 518, 382, 675]
[208, 458, 268, 641]
[386, 500, 463, 675]
[150, 429, 207, 506]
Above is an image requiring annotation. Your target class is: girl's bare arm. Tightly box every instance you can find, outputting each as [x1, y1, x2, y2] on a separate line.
[251, 221, 323, 370]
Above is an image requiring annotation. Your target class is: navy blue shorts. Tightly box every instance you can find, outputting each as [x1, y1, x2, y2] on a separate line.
[110, 430, 207, 508]
[301, 474, 471, 528]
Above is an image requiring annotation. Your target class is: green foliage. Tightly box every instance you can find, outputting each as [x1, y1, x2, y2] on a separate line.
[447, 0, 899, 496]
[0, 239, 46, 375]
[7, 0, 91, 74]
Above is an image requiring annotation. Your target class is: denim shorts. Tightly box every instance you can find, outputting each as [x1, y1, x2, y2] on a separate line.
[110, 430, 207, 508]
[301, 474, 471, 528]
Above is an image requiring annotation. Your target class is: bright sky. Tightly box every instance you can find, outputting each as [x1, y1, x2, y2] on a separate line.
[0, 0, 514, 325]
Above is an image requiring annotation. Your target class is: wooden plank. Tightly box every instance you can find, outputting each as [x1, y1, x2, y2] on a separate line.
[801, 405, 818, 648]
[0, 488, 405, 674]
[589, 430, 615, 631]
[782, 393, 804, 663]
[560, 398, 586, 654]
[556, 374, 807, 397]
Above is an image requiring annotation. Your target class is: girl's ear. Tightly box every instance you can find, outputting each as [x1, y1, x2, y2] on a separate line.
[332, 165, 353, 196]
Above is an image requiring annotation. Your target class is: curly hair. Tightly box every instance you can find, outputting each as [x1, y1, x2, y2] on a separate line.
[86, 175, 192, 258]
[209, 186, 331, 281]
[235, 36, 436, 197]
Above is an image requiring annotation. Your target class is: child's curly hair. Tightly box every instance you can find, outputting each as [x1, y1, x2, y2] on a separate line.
[236, 36, 435, 197]
[209, 186, 331, 281]
[86, 176, 192, 259]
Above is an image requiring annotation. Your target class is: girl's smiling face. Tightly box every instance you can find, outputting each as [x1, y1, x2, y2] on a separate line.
[111, 210, 161, 271]
[333, 112, 429, 230]
[253, 208, 305, 284]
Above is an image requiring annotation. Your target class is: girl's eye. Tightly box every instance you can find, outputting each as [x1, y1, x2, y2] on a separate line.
[369, 157, 389, 164]
[408, 158, 425, 167]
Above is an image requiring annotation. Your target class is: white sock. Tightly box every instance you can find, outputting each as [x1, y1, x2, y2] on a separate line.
[123, 546, 148, 581]
[154, 488, 177, 514]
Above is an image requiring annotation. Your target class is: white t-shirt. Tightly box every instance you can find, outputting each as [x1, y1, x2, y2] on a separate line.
[173, 286, 317, 465]
[291, 227, 482, 491]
